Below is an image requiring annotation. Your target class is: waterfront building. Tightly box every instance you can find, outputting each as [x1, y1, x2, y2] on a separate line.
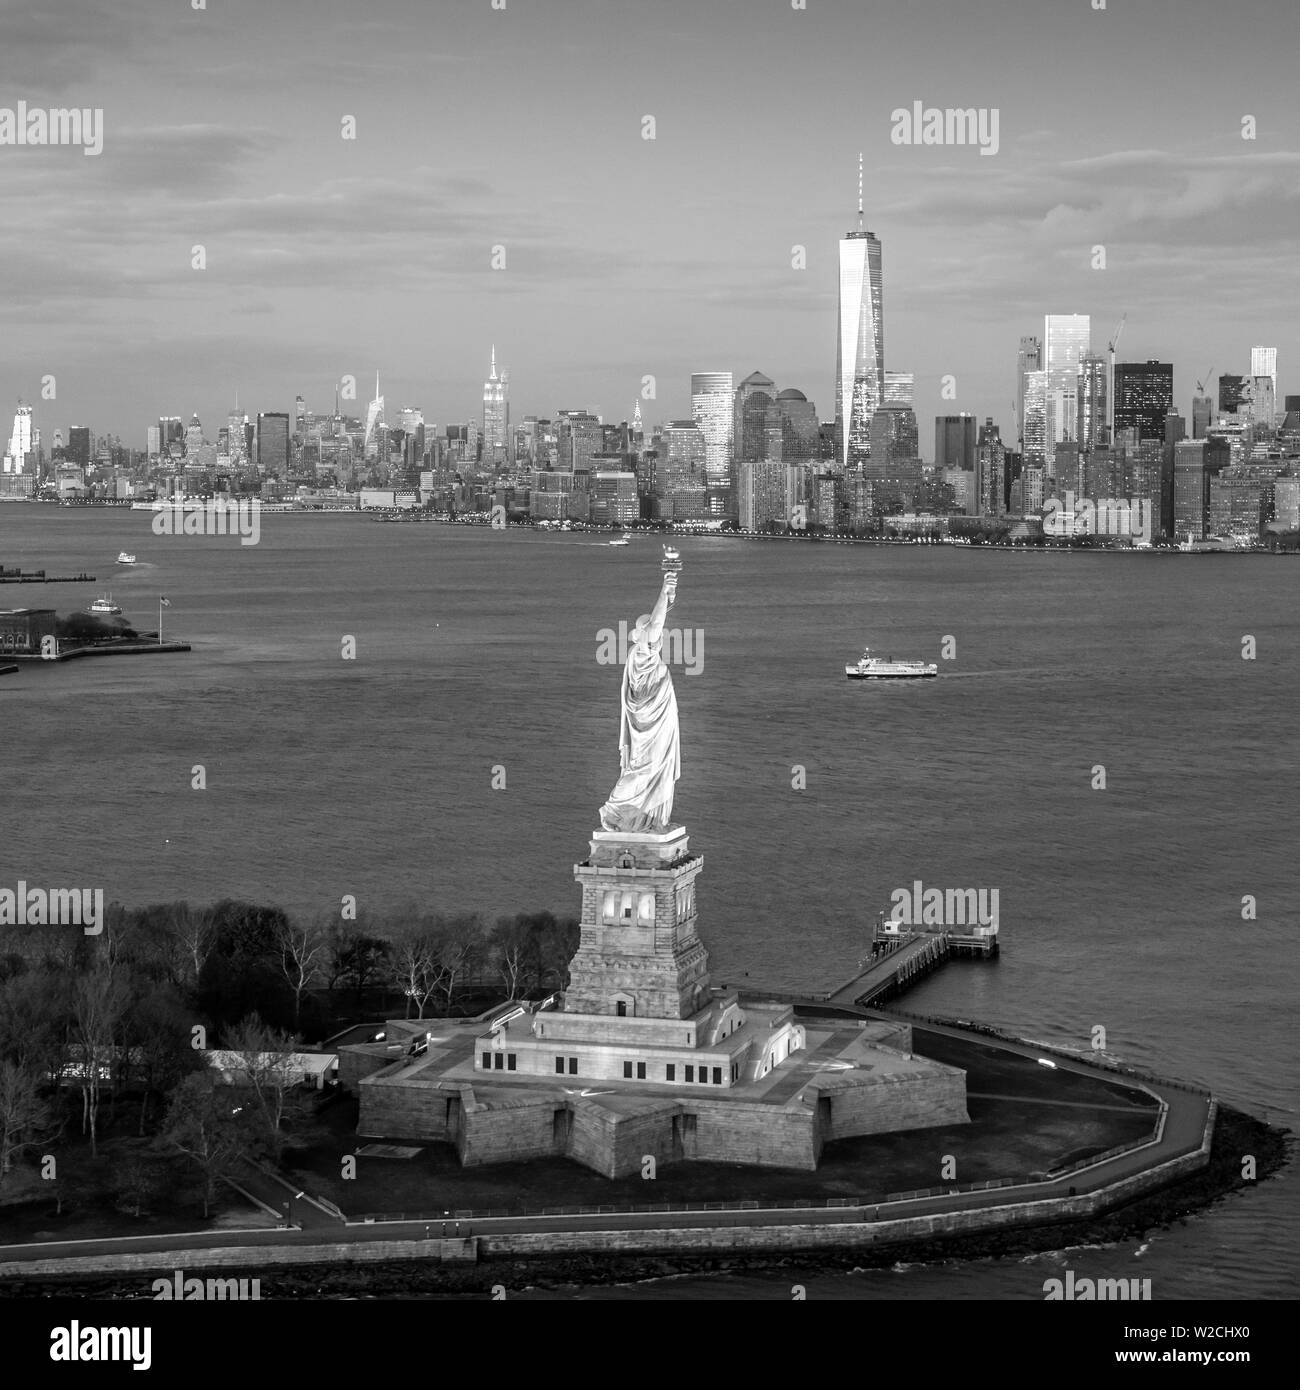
[1173, 440, 1209, 540]
[657, 420, 710, 522]
[0, 608, 57, 654]
[738, 460, 801, 531]
[1208, 467, 1272, 542]
[590, 470, 638, 526]
[1114, 361, 1174, 444]
[835, 162, 885, 471]
[976, 420, 1006, 517]
[690, 372, 734, 518]
[1043, 314, 1090, 465]
[1273, 472, 1300, 531]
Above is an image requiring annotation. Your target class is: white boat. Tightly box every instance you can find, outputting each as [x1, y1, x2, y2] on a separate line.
[608, 537, 629, 547]
[116, 552, 136, 565]
[663, 544, 681, 562]
[845, 646, 937, 680]
[89, 595, 122, 615]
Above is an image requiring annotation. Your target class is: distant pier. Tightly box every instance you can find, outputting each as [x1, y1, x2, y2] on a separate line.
[0, 567, 96, 583]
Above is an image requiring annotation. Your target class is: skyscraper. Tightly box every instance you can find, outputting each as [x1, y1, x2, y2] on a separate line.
[934, 414, 976, 472]
[1016, 336, 1042, 450]
[1022, 370, 1047, 465]
[227, 396, 247, 466]
[483, 346, 508, 466]
[256, 413, 290, 475]
[1114, 361, 1174, 444]
[1043, 314, 1090, 464]
[835, 156, 884, 471]
[1076, 354, 1108, 452]
[2, 403, 32, 473]
[1250, 346, 1277, 400]
[364, 372, 385, 456]
[1218, 375, 1247, 417]
[67, 426, 91, 469]
[689, 372, 734, 517]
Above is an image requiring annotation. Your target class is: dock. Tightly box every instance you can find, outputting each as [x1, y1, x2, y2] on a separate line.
[7, 640, 190, 662]
[740, 924, 998, 1012]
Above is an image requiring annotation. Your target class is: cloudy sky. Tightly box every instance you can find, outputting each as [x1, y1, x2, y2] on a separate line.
[0, 0, 1297, 453]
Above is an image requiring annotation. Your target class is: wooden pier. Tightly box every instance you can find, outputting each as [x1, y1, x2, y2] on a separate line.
[783, 923, 1000, 1012]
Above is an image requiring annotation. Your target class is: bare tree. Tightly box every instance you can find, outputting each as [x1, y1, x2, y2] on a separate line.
[431, 913, 484, 1013]
[69, 968, 127, 1158]
[387, 916, 441, 1020]
[171, 902, 214, 988]
[276, 913, 328, 1027]
[0, 1059, 54, 1185]
[489, 915, 531, 1000]
[161, 1071, 250, 1218]
[220, 1014, 301, 1159]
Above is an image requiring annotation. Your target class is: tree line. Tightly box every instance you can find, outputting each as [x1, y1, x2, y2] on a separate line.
[0, 900, 578, 1216]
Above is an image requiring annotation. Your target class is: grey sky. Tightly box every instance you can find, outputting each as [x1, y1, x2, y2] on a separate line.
[0, 0, 1296, 447]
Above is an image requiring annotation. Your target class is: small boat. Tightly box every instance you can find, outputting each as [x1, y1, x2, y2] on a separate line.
[116, 552, 136, 564]
[89, 595, 122, 615]
[845, 646, 937, 680]
[608, 537, 629, 547]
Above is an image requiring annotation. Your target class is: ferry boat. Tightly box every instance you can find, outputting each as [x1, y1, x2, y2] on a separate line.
[845, 646, 937, 680]
[116, 552, 136, 565]
[608, 536, 629, 547]
[88, 595, 122, 615]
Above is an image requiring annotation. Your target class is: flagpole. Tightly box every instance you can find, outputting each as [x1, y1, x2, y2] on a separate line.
[158, 597, 163, 646]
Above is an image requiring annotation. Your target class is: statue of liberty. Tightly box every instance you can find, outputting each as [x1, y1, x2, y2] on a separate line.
[599, 562, 681, 833]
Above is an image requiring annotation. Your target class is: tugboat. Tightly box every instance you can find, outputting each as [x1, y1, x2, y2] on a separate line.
[116, 552, 137, 565]
[845, 645, 937, 679]
[88, 594, 122, 615]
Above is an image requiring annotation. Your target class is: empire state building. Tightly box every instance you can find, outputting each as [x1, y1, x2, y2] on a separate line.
[835, 156, 885, 471]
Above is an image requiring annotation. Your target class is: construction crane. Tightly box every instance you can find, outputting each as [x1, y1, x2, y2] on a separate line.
[1195, 367, 1215, 397]
[1106, 313, 1127, 437]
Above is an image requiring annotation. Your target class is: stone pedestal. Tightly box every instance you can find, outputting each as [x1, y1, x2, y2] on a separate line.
[565, 825, 710, 1020]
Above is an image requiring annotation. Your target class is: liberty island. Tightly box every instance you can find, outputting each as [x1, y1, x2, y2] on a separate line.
[347, 558, 969, 1174]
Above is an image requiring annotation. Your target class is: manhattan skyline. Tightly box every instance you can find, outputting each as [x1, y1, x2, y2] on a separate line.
[0, 0, 1297, 442]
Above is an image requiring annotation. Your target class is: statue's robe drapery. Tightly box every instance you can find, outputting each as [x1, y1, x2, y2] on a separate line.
[598, 634, 680, 833]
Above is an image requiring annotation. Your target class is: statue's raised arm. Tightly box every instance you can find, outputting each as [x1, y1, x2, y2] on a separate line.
[598, 561, 682, 835]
